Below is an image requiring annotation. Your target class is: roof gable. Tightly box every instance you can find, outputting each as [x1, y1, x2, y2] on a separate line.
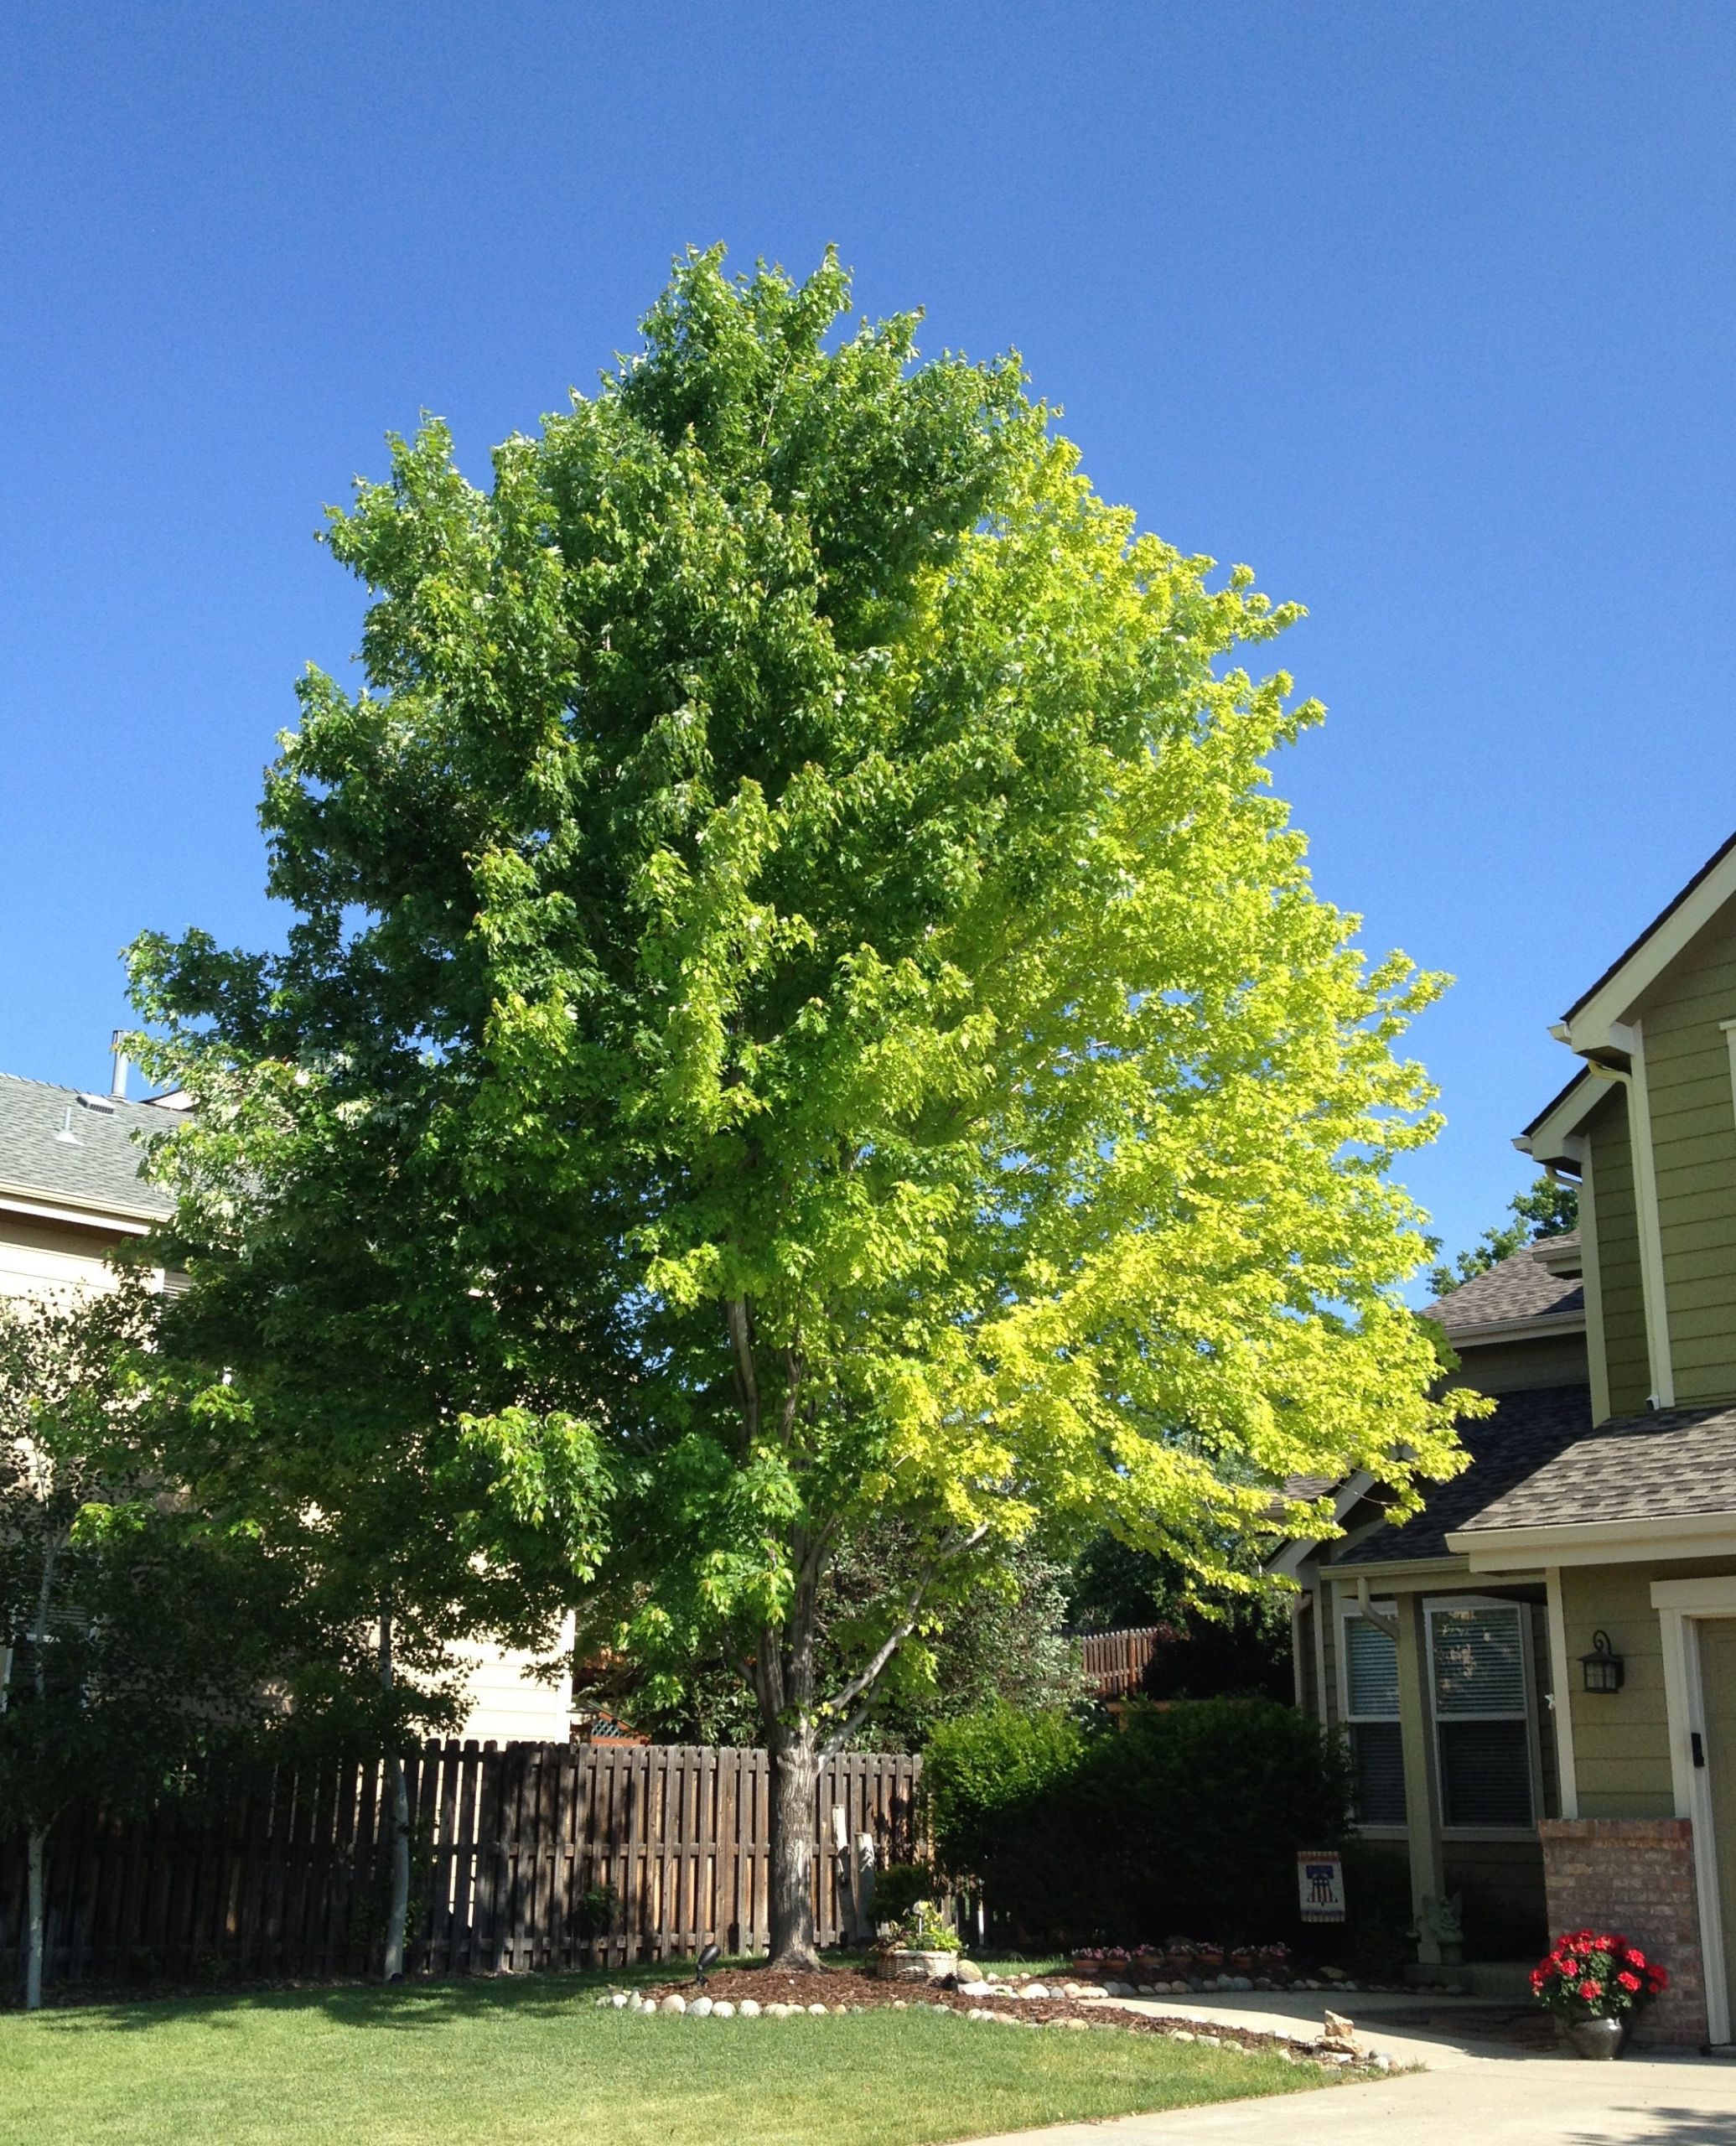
[1423, 1236, 1584, 1335]
[1329, 1384, 1593, 1567]
[1559, 829, 1736, 1054]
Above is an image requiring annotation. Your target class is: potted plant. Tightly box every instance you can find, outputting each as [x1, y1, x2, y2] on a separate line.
[1531, 1929, 1668, 2058]
[873, 1899, 961, 1983]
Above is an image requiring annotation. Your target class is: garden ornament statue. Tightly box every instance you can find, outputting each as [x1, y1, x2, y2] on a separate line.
[1411, 1893, 1464, 1966]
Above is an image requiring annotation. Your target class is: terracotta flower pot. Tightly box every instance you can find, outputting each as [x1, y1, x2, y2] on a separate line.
[1567, 2016, 1625, 2060]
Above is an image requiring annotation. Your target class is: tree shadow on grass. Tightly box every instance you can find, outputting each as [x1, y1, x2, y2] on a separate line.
[20, 1961, 752, 2038]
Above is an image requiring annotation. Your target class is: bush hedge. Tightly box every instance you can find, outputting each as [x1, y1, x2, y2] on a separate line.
[923, 1697, 1352, 1947]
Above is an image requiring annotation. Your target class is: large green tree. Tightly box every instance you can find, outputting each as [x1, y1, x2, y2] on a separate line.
[132, 247, 1474, 1970]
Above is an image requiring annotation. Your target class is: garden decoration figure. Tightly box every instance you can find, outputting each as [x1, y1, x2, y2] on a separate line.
[1410, 1893, 1464, 1966]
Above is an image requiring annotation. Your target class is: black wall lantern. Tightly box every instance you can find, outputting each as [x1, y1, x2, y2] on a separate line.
[1580, 1630, 1625, 1695]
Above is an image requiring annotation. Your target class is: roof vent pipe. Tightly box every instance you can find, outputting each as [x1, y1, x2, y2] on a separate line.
[110, 1030, 128, 1102]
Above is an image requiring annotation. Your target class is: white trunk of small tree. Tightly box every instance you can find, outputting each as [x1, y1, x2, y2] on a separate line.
[20, 1527, 65, 2011]
[378, 1599, 410, 1982]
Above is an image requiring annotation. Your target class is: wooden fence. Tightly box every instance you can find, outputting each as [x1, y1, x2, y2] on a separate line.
[1079, 1626, 1165, 1699]
[1, 1741, 923, 1995]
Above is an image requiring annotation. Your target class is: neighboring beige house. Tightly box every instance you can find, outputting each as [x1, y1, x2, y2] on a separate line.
[0, 1061, 569, 1745]
[1278, 830, 1736, 2047]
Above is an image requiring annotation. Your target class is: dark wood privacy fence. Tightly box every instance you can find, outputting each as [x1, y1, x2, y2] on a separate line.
[1079, 1626, 1165, 1698]
[1, 1741, 923, 1995]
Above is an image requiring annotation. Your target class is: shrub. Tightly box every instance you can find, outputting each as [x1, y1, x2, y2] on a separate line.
[922, 1703, 1086, 1879]
[924, 1697, 1352, 1948]
[871, 1861, 942, 1926]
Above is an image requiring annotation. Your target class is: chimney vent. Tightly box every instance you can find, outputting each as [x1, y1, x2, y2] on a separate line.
[110, 1030, 129, 1102]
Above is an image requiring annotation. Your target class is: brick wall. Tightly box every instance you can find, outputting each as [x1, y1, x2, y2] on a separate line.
[1538, 1817, 1707, 2045]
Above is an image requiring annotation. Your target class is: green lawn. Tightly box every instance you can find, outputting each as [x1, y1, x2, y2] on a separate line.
[0, 1970, 1327, 2146]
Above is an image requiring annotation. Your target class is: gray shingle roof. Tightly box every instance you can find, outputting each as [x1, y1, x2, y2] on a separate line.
[1457, 1401, 1736, 1533]
[1424, 1236, 1583, 1332]
[1326, 1384, 1594, 1566]
[0, 1073, 175, 1219]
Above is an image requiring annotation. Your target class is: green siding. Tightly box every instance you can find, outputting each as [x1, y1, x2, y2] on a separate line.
[1636, 902, 1736, 1402]
[1560, 1566, 1675, 1818]
[1586, 1092, 1650, 1418]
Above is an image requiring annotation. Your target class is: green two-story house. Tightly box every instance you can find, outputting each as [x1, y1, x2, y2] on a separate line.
[1278, 830, 1736, 2049]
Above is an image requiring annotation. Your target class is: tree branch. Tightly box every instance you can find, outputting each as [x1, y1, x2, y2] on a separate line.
[818, 1523, 990, 1750]
[724, 1297, 759, 1445]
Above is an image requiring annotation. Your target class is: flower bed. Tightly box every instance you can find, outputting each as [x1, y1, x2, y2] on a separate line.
[1070, 1941, 1293, 1987]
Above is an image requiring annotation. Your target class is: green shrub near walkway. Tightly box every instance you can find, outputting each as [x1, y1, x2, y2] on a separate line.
[0, 1972, 1323, 2146]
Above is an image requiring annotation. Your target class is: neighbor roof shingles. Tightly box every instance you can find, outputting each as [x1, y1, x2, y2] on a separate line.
[1457, 1402, 1736, 1533]
[1326, 1384, 1594, 1566]
[0, 1073, 175, 1218]
[1424, 1236, 1583, 1331]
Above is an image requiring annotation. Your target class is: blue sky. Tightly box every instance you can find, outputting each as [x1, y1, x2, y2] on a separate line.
[3, 3, 1733, 1278]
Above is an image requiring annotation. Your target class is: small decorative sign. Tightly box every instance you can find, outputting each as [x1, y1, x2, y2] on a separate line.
[1297, 1849, 1346, 1922]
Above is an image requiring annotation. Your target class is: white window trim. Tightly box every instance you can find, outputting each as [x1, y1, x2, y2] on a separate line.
[1424, 1595, 1543, 1837]
[1337, 1600, 1407, 1836]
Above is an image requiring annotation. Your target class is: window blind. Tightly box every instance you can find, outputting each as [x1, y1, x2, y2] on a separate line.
[1429, 1604, 1532, 1828]
[1431, 1606, 1527, 1717]
[1344, 1615, 1400, 1718]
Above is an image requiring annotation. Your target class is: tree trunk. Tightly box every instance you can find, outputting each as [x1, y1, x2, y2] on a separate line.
[25, 1822, 48, 2011]
[766, 1720, 821, 1971]
[378, 1597, 409, 1982]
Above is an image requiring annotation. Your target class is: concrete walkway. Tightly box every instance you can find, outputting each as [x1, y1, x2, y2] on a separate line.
[962, 1989, 1736, 2146]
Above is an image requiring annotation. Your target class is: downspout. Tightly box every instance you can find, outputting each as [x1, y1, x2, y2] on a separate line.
[1355, 1579, 1401, 1645]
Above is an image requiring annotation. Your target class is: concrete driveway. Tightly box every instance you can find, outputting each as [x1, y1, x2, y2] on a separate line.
[960, 1989, 1736, 2146]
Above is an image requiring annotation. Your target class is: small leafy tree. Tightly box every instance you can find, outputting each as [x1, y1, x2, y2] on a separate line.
[1427, 1174, 1578, 1296]
[0, 1282, 295, 2009]
[134, 1135, 610, 1980]
[130, 246, 1476, 1969]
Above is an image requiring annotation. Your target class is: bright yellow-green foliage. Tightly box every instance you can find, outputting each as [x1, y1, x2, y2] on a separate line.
[129, 247, 1476, 1747]
[0, 1978, 1324, 2146]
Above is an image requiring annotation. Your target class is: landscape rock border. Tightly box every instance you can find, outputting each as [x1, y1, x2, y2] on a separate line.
[588, 1965, 1396, 2076]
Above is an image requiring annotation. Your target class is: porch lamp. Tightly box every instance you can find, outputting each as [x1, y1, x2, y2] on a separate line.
[1579, 1630, 1625, 1695]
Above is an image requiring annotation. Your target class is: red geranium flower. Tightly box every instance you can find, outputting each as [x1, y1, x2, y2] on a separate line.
[1616, 1971, 1640, 1992]
[1578, 1978, 1601, 2000]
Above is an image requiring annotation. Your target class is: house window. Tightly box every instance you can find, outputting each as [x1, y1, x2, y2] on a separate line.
[1342, 1611, 1407, 1826]
[1428, 1603, 1534, 1828]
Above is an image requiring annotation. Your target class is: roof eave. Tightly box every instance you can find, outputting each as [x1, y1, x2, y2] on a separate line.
[1436, 1309, 1588, 1348]
[1449, 1507, 1736, 1573]
[0, 1179, 168, 1234]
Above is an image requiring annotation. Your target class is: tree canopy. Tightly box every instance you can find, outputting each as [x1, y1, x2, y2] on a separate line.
[1426, 1173, 1578, 1297]
[130, 246, 1476, 1963]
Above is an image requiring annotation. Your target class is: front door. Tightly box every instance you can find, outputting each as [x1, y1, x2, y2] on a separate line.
[1697, 1616, 1736, 2028]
